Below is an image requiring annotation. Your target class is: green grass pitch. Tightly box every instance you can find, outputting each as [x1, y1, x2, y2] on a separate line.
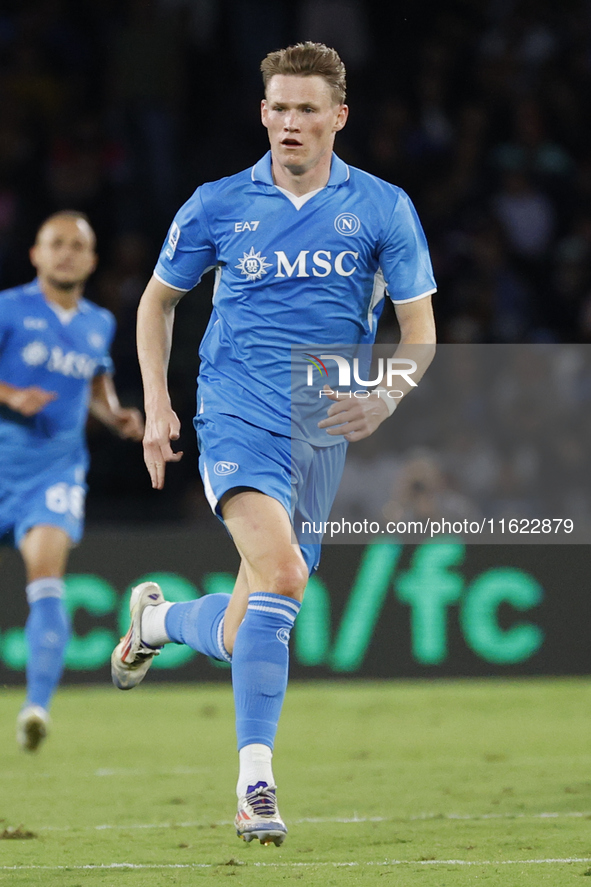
[1, 678, 591, 886]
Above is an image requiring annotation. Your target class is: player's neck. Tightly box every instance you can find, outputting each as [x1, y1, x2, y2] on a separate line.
[38, 277, 83, 311]
[271, 155, 331, 197]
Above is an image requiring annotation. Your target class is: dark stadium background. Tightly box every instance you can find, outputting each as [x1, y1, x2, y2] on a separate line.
[1, 1, 590, 683]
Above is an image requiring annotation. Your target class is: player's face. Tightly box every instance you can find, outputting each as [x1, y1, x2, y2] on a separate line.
[30, 217, 97, 289]
[261, 75, 348, 176]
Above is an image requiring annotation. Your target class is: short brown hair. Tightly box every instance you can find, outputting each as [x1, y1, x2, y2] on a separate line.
[35, 210, 96, 245]
[261, 42, 346, 105]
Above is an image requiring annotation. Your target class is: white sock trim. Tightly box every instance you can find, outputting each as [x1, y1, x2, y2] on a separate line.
[216, 617, 232, 663]
[140, 601, 173, 647]
[26, 577, 65, 604]
[237, 743, 274, 798]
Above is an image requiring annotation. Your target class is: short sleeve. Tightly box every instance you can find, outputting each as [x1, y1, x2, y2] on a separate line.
[378, 190, 436, 303]
[93, 311, 116, 376]
[154, 188, 217, 292]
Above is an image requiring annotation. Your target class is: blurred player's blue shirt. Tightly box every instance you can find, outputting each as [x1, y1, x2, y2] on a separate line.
[154, 152, 436, 443]
[0, 279, 115, 484]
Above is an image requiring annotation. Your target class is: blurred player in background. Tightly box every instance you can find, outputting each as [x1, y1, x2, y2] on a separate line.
[112, 43, 436, 844]
[0, 212, 144, 751]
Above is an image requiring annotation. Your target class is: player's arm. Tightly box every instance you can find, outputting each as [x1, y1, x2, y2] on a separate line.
[380, 292, 437, 394]
[136, 275, 186, 489]
[318, 294, 436, 442]
[0, 380, 57, 416]
[89, 373, 144, 440]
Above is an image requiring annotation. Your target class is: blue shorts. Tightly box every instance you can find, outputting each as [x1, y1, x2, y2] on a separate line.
[0, 456, 87, 547]
[195, 413, 347, 574]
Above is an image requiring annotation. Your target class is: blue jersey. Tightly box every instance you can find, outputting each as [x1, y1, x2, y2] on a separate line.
[0, 280, 115, 485]
[154, 152, 436, 441]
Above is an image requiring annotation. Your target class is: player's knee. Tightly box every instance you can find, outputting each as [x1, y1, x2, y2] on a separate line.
[268, 556, 308, 600]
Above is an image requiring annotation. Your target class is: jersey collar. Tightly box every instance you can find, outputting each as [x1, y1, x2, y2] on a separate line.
[29, 277, 89, 316]
[24, 278, 44, 298]
[251, 150, 350, 187]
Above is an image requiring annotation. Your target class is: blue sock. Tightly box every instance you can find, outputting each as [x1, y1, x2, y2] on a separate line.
[232, 592, 301, 750]
[25, 579, 71, 711]
[164, 593, 231, 662]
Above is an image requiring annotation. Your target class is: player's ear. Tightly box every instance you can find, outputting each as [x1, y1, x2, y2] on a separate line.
[29, 245, 39, 271]
[261, 99, 269, 129]
[334, 104, 349, 132]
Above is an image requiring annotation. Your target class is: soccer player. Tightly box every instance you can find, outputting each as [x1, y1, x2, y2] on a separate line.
[112, 43, 436, 844]
[0, 211, 144, 751]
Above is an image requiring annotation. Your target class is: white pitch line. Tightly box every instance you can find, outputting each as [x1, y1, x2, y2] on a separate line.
[35, 810, 591, 832]
[94, 767, 210, 777]
[2, 858, 591, 871]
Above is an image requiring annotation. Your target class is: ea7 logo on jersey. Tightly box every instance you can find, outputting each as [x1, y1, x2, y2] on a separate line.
[23, 317, 48, 330]
[234, 221, 260, 232]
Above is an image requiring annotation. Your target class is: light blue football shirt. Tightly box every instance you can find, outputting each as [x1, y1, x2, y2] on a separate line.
[154, 152, 436, 442]
[0, 280, 115, 484]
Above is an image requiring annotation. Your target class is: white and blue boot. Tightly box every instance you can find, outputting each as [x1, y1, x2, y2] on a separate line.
[111, 582, 165, 690]
[235, 782, 287, 846]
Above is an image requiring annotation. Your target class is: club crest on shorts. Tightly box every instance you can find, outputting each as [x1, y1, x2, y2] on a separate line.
[214, 461, 239, 476]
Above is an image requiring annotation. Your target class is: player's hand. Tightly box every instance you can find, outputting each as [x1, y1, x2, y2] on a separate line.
[6, 386, 57, 417]
[317, 385, 390, 442]
[142, 407, 183, 489]
[112, 407, 145, 441]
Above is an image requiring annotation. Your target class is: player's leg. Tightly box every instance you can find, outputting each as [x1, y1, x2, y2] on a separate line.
[113, 486, 303, 662]
[112, 412, 296, 688]
[222, 560, 250, 653]
[20, 524, 71, 580]
[158, 558, 250, 657]
[17, 524, 72, 751]
[221, 489, 308, 846]
[138, 558, 249, 651]
[111, 561, 249, 690]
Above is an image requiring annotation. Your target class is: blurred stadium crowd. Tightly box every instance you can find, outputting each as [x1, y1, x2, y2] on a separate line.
[1, 0, 590, 522]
